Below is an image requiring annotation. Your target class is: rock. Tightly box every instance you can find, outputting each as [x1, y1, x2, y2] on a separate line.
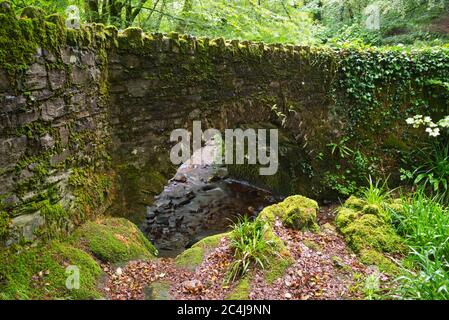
[0, 69, 10, 91]
[48, 69, 66, 90]
[40, 133, 55, 150]
[24, 63, 47, 91]
[0, 136, 28, 170]
[11, 212, 45, 242]
[144, 281, 171, 300]
[258, 195, 319, 232]
[42, 98, 66, 121]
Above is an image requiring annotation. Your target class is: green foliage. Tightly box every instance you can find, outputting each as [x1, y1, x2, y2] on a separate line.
[411, 143, 449, 203]
[396, 247, 449, 300]
[227, 217, 278, 283]
[390, 192, 449, 299]
[359, 177, 392, 208]
[69, 217, 157, 263]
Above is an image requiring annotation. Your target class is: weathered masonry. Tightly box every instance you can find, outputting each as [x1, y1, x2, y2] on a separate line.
[1, 3, 448, 245]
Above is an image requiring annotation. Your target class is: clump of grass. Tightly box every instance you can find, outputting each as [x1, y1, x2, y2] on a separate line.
[359, 176, 392, 207]
[226, 217, 278, 283]
[391, 191, 449, 299]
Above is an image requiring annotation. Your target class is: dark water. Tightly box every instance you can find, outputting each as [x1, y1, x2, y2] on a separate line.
[142, 145, 278, 257]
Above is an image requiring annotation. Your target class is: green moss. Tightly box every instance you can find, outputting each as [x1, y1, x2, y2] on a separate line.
[119, 27, 144, 49]
[359, 249, 400, 275]
[335, 207, 359, 230]
[336, 197, 405, 275]
[175, 233, 229, 271]
[264, 256, 292, 284]
[362, 204, 391, 222]
[69, 217, 157, 263]
[344, 196, 368, 211]
[258, 195, 319, 232]
[226, 277, 250, 300]
[192, 232, 228, 249]
[39, 200, 70, 239]
[0, 6, 66, 77]
[0, 210, 10, 239]
[0, 241, 102, 300]
[175, 246, 204, 271]
[68, 168, 115, 222]
[340, 214, 403, 254]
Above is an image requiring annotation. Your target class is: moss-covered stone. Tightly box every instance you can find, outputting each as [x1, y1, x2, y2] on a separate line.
[258, 195, 319, 232]
[226, 276, 250, 300]
[340, 213, 403, 253]
[335, 206, 359, 230]
[175, 247, 204, 271]
[362, 204, 391, 222]
[344, 196, 368, 211]
[0, 241, 102, 300]
[336, 196, 405, 275]
[175, 233, 229, 271]
[69, 217, 157, 263]
[264, 255, 292, 284]
[359, 249, 400, 275]
[144, 280, 171, 300]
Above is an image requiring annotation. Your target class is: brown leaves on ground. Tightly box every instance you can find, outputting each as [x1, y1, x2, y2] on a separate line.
[102, 217, 372, 300]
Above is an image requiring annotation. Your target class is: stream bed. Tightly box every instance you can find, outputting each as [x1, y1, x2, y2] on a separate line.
[142, 141, 279, 257]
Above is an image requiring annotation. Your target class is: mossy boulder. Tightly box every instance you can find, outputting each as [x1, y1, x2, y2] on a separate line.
[359, 249, 400, 275]
[339, 213, 402, 253]
[258, 195, 319, 232]
[175, 233, 229, 271]
[335, 196, 404, 274]
[0, 241, 102, 300]
[70, 217, 157, 263]
[344, 196, 367, 211]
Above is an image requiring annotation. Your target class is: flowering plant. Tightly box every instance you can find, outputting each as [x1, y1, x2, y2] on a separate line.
[406, 115, 449, 137]
[403, 114, 449, 203]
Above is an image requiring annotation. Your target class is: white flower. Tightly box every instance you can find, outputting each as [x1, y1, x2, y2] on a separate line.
[426, 127, 440, 137]
[424, 116, 432, 123]
[406, 118, 415, 125]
